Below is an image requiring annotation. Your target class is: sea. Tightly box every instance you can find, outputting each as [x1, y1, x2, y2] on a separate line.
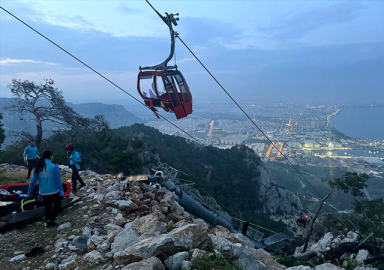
[330, 106, 384, 158]
[332, 106, 384, 142]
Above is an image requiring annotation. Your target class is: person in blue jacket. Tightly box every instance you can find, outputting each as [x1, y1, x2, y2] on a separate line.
[65, 143, 86, 193]
[28, 150, 64, 227]
[23, 139, 40, 179]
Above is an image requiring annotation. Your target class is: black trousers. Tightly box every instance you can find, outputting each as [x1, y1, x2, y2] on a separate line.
[42, 192, 61, 222]
[71, 165, 85, 191]
[27, 159, 37, 179]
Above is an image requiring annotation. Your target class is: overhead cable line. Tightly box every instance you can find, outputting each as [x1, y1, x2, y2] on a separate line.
[176, 32, 323, 199]
[145, 0, 355, 231]
[2, 3, 352, 232]
[145, 0, 324, 199]
[3, 3, 321, 201]
[0, 5, 245, 175]
[178, 35, 356, 224]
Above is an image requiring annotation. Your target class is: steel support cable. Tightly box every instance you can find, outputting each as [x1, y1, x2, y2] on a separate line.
[232, 217, 279, 234]
[0, 6, 245, 175]
[176, 36, 324, 199]
[145, 1, 322, 205]
[3, 5, 352, 238]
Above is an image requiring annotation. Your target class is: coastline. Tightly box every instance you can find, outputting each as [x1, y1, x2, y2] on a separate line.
[330, 106, 384, 141]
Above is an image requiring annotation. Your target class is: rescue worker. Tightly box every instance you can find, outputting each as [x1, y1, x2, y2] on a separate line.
[23, 139, 40, 179]
[65, 143, 86, 193]
[27, 150, 64, 227]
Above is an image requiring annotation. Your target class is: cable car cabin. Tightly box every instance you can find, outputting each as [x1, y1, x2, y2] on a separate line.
[297, 214, 309, 227]
[137, 70, 192, 120]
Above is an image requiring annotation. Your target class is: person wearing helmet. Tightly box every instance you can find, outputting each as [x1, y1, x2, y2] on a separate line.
[65, 143, 86, 193]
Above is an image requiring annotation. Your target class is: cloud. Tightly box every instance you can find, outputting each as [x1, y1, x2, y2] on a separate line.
[1, 2, 383, 104]
[258, 2, 362, 40]
[118, 5, 141, 15]
[0, 58, 59, 66]
[1, 2, 95, 32]
[38, 14, 95, 31]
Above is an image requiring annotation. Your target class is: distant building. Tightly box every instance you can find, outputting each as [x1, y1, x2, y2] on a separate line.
[328, 141, 342, 148]
[304, 141, 314, 148]
[302, 140, 320, 148]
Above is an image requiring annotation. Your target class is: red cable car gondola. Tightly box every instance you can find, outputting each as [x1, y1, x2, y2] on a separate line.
[137, 7, 192, 120]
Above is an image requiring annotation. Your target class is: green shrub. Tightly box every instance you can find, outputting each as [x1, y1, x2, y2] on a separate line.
[343, 258, 360, 270]
[278, 255, 324, 268]
[189, 253, 243, 270]
[166, 222, 175, 233]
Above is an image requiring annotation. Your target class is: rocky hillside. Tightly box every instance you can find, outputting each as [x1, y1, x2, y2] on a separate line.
[0, 165, 285, 270]
[116, 126, 304, 218]
[257, 164, 302, 216]
[1, 165, 378, 270]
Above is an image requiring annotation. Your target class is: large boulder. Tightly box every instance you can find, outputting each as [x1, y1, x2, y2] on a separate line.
[191, 248, 213, 259]
[121, 257, 165, 270]
[209, 226, 254, 248]
[113, 214, 166, 253]
[342, 231, 359, 243]
[310, 232, 333, 253]
[114, 224, 208, 265]
[227, 233, 255, 248]
[355, 249, 371, 263]
[287, 266, 313, 270]
[115, 200, 139, 213]
[233, 243, 268, 270]
[70, 235, 88, 251]
[209, 225, 231, 238]
[106, 224, 123, 243]
[251, 249, 286, 270]
[314, 263, 343, 270]
[87, 235, 104, 250]
[209, 234, 233, 254]
[209, 234, 267, 270]
[164, 251, 189, 270]
[83, 250, 104, 263]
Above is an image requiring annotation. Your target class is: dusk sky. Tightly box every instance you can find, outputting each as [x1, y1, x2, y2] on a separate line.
[0, 0, 383, 106]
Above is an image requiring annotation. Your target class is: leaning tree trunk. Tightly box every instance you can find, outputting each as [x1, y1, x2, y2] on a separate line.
[373, 225, 379, 255]
[302, 187, 334, 253]
[36, 118, 42, 148]
[364, 254, 384, 265]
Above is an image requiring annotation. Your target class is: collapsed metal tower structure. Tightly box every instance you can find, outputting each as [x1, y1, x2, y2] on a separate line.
[127, 165, 293, 251]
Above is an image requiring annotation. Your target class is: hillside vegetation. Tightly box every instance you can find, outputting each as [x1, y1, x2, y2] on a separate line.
[1, 123, 282, 231]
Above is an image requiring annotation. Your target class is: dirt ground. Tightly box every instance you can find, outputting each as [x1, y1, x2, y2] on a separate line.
[0, 169, 105, 270]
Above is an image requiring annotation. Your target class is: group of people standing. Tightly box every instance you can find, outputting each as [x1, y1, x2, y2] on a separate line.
[24, 140, 86, 227]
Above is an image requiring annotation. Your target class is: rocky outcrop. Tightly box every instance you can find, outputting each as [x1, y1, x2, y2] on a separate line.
[0, 165, 376, 270]
[113, 214, 166, 253]
[164, 251, 189, 270]
[295, 231, 377, 270]
[114, 223, 208, 265]
[121, 256, 165, 270]
[257, 165, 302, 215]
